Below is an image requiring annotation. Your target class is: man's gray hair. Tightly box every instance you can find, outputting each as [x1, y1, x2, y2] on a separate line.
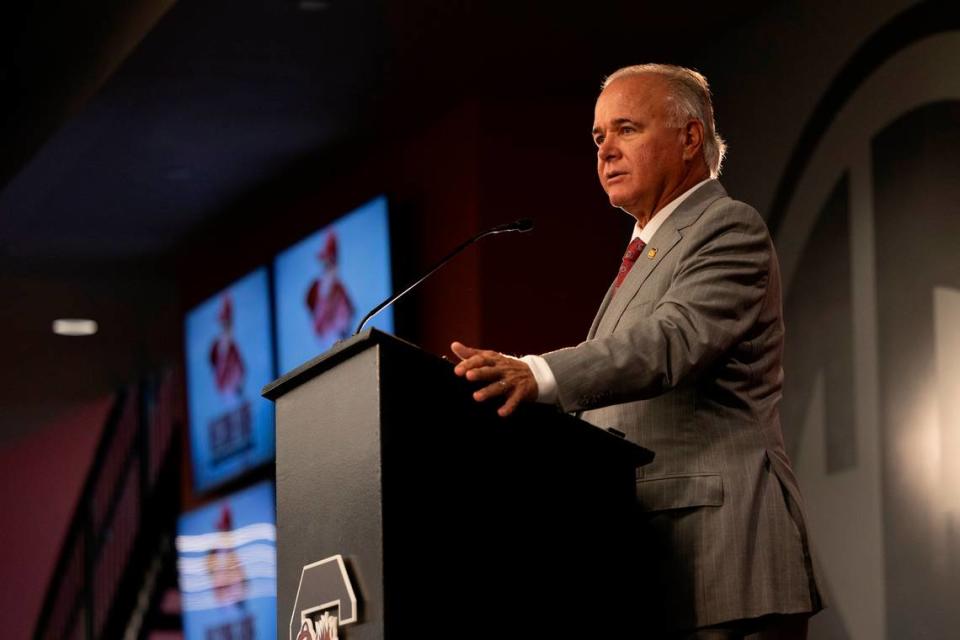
[603, 64, 727, 178]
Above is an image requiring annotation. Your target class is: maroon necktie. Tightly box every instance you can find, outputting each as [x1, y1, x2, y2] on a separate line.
[613, 237, 646, 291]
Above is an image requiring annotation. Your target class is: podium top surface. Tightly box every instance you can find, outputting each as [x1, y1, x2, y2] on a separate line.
[262, 329, 653, 467]
[261, 329, 408, 400]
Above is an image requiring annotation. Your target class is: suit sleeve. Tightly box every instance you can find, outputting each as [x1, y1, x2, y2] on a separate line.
[542, 204, 772, 413]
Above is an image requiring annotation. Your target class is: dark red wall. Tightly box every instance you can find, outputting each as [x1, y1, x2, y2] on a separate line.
[0, 395, 113, 640]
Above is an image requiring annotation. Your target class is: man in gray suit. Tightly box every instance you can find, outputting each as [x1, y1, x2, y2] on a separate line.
[452, 64, 823, 638]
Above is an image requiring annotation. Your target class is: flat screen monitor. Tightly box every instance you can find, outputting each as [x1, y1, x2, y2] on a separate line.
[273, 195, 393, 375]
[176, 480, 277, 640]
[184, 267, 276, 492]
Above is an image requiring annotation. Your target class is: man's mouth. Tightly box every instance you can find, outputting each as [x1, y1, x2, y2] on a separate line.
[606, 171, 627, 182]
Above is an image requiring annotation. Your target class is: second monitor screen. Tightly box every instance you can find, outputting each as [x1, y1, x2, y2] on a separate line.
[273, 196, 393, 374]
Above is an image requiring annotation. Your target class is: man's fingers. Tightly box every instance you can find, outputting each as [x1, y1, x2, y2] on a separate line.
[452, 342, 501, 376]
[450, 341, 478, 361]
[464, 366, 500, 382]
[499, 378, 538, 417]
[455, 355, 499, 376]
[474, 380, 509, 402]
[498, 391, 522, 417]
[450, 343, 535, 417]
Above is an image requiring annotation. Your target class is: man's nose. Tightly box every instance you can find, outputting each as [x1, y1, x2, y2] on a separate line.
[598, 138, 619, 162]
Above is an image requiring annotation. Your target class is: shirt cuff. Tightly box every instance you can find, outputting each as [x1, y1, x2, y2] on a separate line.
[520, 355, 559, 405]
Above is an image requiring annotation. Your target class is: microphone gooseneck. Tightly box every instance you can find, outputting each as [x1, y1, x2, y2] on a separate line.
[354, 218, 535, 335]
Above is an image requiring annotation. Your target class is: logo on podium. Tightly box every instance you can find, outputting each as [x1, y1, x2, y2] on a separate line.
[290, 555, 358, 640]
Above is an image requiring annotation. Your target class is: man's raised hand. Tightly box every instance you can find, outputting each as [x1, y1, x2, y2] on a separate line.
[450, 341, 538, 417]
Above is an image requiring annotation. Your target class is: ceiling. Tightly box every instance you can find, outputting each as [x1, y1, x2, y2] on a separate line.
[0, 0, 389, 262]
[0, 0, 771, 441]
[0, 0, 774, 264]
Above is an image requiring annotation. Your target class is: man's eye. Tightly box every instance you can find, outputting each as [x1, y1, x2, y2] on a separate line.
[594, 136, 604, 146]
[621, 126, 635, 134]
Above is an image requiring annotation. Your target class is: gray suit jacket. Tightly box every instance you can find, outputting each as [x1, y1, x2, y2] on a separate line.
[543, 180, 823, 632]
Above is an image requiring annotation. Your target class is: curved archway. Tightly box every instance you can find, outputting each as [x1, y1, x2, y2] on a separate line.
[775, 29, 960, 640]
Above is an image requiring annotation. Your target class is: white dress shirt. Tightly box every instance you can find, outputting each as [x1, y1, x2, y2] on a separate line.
[521, 178, 712, 404]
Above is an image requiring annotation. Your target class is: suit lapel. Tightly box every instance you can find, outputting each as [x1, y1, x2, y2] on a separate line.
[592, 180, 728, 338]
[594, 227, 682, 337]
[586, 283, 616, 339]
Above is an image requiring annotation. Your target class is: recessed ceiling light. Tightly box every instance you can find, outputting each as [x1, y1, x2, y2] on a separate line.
[53, 319, 99, 336]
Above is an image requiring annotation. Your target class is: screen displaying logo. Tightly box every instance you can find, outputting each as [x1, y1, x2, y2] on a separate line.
[305, 230, 356, 344]
[177, 481, 278, 640]
[274, 196, 393, 375]
[184, 267, 276, 492]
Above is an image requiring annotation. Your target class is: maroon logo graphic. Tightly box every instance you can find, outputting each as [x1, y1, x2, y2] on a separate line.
[209, 294, 246, 396]
[305, 232, 355, 342]
[206, 505, 249, 606]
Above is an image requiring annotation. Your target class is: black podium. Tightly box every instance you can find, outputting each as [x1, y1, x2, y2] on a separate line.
[263, 330, 653, 639]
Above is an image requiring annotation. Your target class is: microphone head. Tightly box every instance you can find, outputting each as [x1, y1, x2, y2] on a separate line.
[513, 217, 535, 232]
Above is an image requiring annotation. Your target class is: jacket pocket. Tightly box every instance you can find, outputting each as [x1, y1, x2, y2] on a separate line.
[635, 472, 724, 512]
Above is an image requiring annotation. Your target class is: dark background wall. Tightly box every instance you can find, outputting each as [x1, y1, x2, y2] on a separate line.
[6, 1, 960, 638]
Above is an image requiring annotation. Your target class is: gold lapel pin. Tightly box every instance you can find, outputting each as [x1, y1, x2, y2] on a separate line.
[647, 247, 657, 259]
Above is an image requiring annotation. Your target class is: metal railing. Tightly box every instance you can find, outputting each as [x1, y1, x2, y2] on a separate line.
[34, 367, 184, 640]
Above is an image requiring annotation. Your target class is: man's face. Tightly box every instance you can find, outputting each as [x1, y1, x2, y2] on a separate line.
[593, 74, 686, 219]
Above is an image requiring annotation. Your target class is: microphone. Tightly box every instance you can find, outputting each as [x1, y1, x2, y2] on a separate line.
[486, 217, 535, 234]
[354, 217, 535, 335]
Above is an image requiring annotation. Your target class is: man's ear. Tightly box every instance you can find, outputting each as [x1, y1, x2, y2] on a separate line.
[682, 120, 705, 161]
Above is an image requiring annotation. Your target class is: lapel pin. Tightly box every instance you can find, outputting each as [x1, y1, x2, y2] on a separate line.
[647, 247, 657, 259]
